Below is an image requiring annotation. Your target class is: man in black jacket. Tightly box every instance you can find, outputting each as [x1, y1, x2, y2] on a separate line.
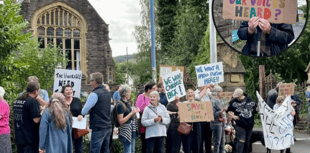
[237, 17, 294, 56]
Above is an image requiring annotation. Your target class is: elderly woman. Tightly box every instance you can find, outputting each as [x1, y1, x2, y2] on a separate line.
[117, 85, 140, 153]
[39, 93, 73, 153]
[210, 85, 227, 153]
[135, 82, 157, 153]
[141, 91, 170, 153]
[0, 87, 12, 153]
[61, 84, 84, 153]
[180, 89, 202, 153]
[166, 95, 181, 153]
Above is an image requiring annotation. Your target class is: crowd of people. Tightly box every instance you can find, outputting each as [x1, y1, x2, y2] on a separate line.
[0, 73, 302, 153]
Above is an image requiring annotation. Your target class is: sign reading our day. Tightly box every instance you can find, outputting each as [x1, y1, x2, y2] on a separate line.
[195, 62, 224, 87]
[159, 65, 185, 83]
[223, 0, 297, 24]
[178, 101, 214, 122]
[162, 70, 186, 102]
[53, 69, 82, 98]
[278, 83, 295, 97]
[257, 91, 294, 150]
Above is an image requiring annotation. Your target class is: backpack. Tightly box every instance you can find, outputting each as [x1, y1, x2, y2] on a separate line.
[111, 100, 127, 128]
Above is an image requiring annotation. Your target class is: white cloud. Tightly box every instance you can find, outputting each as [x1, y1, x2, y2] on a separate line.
[88, 0, 142, 57]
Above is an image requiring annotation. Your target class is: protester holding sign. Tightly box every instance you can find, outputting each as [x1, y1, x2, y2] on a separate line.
[227, 88, 258, 153]
[180, 89, 202, 153]
[237, 17, 294, 56]
[61, 84, 84, 153]
[135, 82, 157, 153]
[14, 82, 43, 153]
[266, 82, 282, 109]
[210, 86, 227, 153]
[39, 93, 73, 153]
[166, 95, 181, 153]
[141, 91, 170, 153]
[273, 96, 295, 153]
[116, 85, 140, 153]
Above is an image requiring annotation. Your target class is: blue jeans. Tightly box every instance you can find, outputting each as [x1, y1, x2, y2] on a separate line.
[146, 137, 165, 153]
[211, 123, 224, 153]
[235, 125, 252, 153]
[90, 128, 112, 153]
[120, 136, 136, 153]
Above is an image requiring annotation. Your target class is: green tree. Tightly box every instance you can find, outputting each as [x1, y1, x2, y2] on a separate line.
[0, 0, 30, 60]
[114, 61, 127, 85]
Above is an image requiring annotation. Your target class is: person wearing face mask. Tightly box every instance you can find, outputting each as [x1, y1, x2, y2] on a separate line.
[227, 88, 258, 153]
[141, 91, 170, 153]
[181, 89, 202, 153]
[14, 82, 43, 153]
[61, 84, 84, 153]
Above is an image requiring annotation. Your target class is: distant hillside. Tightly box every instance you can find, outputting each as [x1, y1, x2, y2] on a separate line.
[113, 54, 136, 63]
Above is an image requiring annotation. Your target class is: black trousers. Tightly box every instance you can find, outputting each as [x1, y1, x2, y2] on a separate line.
[17, 143, 39, 153]
[199, 122, 212, 153]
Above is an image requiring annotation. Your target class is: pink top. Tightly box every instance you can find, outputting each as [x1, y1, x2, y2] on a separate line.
[135, 93, 150, 133]
[0, 99, 10, 135]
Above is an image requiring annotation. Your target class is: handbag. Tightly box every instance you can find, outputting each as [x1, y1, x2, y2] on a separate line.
[73, 128, 89, 139]
[177, 122, 193, 135]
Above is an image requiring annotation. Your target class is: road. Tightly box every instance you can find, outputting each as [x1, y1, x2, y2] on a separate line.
[290, 19, 306, 45]
[251, 127, 310, 153]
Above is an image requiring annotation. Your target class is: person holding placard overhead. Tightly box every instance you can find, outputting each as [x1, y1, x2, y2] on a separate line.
[227, 88, 258, 153]
[141, 91, 170, 153]
[180, 89, 202, 153]
[39, 93, 73, 153]
[237, 17, 294, 56]
[61, 84, 84, 153]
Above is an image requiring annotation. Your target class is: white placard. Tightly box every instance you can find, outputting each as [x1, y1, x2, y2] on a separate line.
[162, 70, 186, 102]
[195, 62, 224, 87]
[72, 117, 87, 129]
[160, 67, 173, 78]
[257, 91, 294, 150]
[53, 69, 82, 98]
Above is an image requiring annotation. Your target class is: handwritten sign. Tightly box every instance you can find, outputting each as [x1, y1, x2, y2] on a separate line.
[278, 83, 295, 97]
[195, 62, 224, 87]
[53, 69, 82, 98]
[223, 0, 297, 24]
[159, 65, 185, 83]
[178, 101, 214, 122]
[220, 92, 233, 104]
[162, 70, 186, 102]
[257, 91, 294, 150]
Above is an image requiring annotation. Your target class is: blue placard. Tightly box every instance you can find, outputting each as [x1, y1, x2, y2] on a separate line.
[232, 30, 239, 43]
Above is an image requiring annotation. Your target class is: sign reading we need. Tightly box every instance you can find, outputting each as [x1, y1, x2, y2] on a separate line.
[223, 0, 297, 24]
[162, 70, 186, 102]
[195, 62, 224, 87]
[53, 69, 82, 98]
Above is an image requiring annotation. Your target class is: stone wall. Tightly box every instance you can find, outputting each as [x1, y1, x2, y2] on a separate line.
[21, 0, 114, 92]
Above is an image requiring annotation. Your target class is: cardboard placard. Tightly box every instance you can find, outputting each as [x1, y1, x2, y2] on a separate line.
[159, 65, 185, 83]
[220, 92, 234, 104]
[178, 101, 214, 122]
[278, 83, 295, 97]
[257, 92, 294, 150]
[162, 70, 186, 102]
[53, 69, 82, 98]
[195, 62, 224, 87]
[223, 0, 297, 24]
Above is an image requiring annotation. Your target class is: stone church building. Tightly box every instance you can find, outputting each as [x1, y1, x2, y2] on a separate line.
[20, 0, 115, 91]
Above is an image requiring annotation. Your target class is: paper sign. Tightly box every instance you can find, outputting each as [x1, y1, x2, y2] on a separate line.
[278, 83, 295, 97]
[159, 65, 185, 83]
[53, 69, 82, 98]
[223, 0, 297, 24]
[220, 92, 233, 104]
[257, 91, 294, 150]
[232, 29, 240, 42]
[162, 70, 186, 102]
[195, 62, 224, 87]
[72, 117, 87, 129]
[178, 101, 214, 122]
